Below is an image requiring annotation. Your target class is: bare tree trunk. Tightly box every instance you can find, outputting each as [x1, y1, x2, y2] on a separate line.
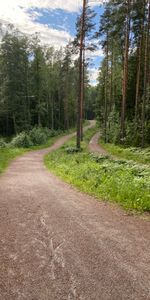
[77, 0, 86, 149]
[81, 44, 85, 141]
[142, 1, 150, 147]
[121, 0, 131, 142]
[104, 32, 109, 143]
[13, 114, 17, 135]
[64, 69, 69, 130]
[51, 96, 54, 130]
[135, 1, 145, 131]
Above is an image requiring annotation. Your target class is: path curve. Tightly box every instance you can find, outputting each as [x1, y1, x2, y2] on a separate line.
[0, 123, 150, 300]
[89, 132, 108, 155]
[89, 132, 117, 160]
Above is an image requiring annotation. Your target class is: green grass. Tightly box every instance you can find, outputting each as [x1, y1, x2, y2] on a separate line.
[45, 128, 150, 213]
[0, 135, 61, 174]
[0, 148, 28, 174]
[0, 121, 90, 175]
[100, 141, 150, 165]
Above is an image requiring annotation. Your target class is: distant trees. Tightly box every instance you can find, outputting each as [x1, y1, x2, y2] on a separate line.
[96, 0, 150, 147]
[0, 30, 80, 136]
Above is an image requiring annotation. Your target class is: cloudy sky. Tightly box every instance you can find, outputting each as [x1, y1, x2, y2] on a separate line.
[0, 0, 105, 85]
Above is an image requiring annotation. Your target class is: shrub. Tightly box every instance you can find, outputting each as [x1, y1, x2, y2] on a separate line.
[65, 146, 82, 154]
[11, 132, 33, 148]
[29, 127, 47, 145]
[0, 138, 7, 148]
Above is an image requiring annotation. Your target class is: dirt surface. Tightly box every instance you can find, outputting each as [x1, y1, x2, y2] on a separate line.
[0, 124, 150, 300]
[89, 132, 116, 158]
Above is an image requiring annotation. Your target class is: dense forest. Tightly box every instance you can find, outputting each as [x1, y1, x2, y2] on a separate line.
[96, 0, 150, 147]
[0, 0, 150, 149]
[0, 29, 93, 137]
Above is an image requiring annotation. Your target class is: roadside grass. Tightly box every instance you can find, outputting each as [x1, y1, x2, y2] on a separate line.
[0, 121, 90, 175]
[45, 128, 150, 213]
[100, 141, 150, 165]
[0, 148, 28, 174]
[0, 135, 62, 174]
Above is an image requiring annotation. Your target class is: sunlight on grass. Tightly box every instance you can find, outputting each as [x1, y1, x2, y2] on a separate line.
[100, 141, 150, 165]
[45, 128, 150, 213]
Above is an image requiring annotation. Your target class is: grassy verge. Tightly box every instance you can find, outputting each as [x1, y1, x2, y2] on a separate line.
[0, 148, 28, 174]
[45, 128, 150, 213]
[0, 135, 61, 174]
[100, 141, 150, 165]
[0, 121, 90, 175]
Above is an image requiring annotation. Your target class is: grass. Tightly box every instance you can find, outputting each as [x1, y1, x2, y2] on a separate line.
[0, 148, 28, 174]
[45, 128, 150, 213]
[0, 121, 90, 175]
[100, 141, 150, 165]
[0, 135, 62, 174]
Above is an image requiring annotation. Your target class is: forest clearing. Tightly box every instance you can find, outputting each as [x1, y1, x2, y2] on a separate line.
[0, 0, 150, 299]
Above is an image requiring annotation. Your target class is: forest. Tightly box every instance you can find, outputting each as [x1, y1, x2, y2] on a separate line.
[0, 0, 149, 149]
[0, 2, 150, 298]
[96, 0, 150, 148]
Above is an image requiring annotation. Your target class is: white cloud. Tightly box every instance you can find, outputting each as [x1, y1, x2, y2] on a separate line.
[89, 67, 99, 86]
[0, 0, 75, 47]
[0, 0, 105, 48]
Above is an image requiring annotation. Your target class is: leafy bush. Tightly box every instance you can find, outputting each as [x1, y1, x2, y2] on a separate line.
[65, 146, 82, 154]
[29, 127, 47, 145]
[0, 138, 7, 148]
[90, 153, 110, 162]
[11, 132, 33, 148]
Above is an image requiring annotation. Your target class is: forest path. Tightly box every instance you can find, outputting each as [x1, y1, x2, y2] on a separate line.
[89, 132, 116, 158]
[0, 123, 150, 300]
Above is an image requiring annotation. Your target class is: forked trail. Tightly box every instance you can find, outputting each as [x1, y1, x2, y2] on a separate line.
[0, 122, 150, 300]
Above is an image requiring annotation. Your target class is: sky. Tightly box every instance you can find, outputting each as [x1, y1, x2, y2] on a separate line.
[0, 0, 105, 85]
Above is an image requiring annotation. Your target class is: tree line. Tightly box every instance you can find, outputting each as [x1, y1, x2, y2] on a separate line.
[96, 0, 150, 147]
[0, 28, 94, 137]
[0, 0, 149, 149]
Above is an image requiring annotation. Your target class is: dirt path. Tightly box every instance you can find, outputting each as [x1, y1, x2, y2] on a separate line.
[0, 124, 150, 300]
[89, 132, 117, 160]
[89, 132, 108, 155]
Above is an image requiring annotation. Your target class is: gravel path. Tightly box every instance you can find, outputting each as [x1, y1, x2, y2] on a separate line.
[0, 124, 150, 300]
[89, 132, 117, 159]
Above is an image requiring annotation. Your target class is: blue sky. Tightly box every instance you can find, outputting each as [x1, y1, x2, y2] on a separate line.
[0, 0, 105, 84]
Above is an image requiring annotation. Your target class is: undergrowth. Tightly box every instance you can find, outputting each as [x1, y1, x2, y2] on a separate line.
[0, 134, 60, 174]
[45, 128, 150, 213]
[100, 141, 150, 165]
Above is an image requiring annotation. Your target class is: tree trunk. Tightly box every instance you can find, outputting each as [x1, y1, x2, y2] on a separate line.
[77, 0, 86, 149]
[104, 32, 109, 143]
[64, 68, 69, 130]
[135, 1, 146, 131]
[121, 0, 131, 142]
[142, 1, 150, 147]
[81, 45, 85, 141]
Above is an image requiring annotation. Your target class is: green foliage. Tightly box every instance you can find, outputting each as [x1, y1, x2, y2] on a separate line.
[106, 109, 120, 144]
[0, 138, 7, 148]
[10, 127, 62, 148]
[45, 128, 150, 213]
[100, 142, 150, 165]
[0, 148, 27, 174]
[65, 146, 82, 154]
[11, 132, 33, 148]
[96, 1, 150, 147]
[29, 127, 47, 146]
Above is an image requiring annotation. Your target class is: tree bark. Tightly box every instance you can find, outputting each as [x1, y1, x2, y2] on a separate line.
[77, 0, 86, 149]
[135, 1, 146, 131]
[81, 44, 85, 141]
[121, 0, 131, 142]
[142, 1, 150, 147]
